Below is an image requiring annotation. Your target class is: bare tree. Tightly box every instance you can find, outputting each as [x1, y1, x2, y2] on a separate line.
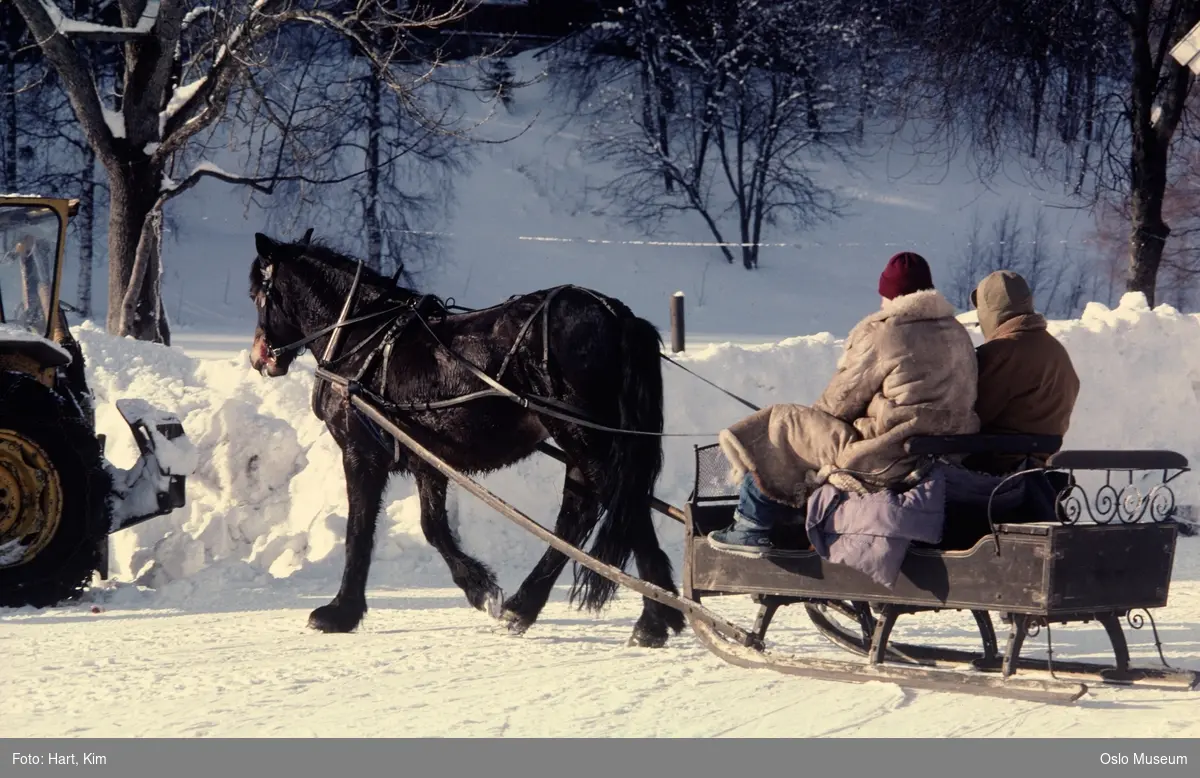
[947, 211, 987, 309]
[948, 204, 1100, 318]
[247, 28, 470, 278]
[1088, 141, 1200, 308]
[905, 0, 1200, 308]
[1, 7, 22, 190]
[1, 5, 110, 317]
[16, 71, 107, 317]
[11, 0, 474, 345]
[582, 0, 851, 270]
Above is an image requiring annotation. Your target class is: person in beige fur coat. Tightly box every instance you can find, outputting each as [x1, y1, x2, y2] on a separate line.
[708, 252, 981, 556]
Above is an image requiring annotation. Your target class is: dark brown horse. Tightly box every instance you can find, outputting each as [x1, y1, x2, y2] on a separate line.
[247, 232, 684, 647]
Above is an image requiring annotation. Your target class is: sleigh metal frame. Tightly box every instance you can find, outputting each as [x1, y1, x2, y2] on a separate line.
[684, 437, 1199, 703]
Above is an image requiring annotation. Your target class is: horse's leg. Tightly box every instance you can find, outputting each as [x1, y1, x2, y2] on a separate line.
[415, 467, 505, 617]
[515, 421, 680, 647]
[500, 466, 601, 635]
[309, 442, 389, 633]
[627, 512, 686, 648]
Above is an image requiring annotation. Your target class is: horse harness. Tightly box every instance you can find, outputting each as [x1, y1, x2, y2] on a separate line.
[264, 265, 760, 456]
[267, 275, 676, 463]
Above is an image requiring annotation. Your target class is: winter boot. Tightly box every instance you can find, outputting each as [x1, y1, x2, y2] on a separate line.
[707, 510, 775, 558]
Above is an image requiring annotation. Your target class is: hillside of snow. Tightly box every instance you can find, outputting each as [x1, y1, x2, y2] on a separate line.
[55, 50, 1104, 353]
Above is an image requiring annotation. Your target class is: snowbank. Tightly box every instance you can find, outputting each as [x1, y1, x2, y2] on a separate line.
[74, 292, 1200, 601]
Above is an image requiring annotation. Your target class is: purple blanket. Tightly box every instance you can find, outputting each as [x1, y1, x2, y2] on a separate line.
[804, 464, 1053, 588]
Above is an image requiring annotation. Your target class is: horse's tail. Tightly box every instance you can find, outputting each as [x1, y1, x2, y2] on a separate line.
[571, 313, 666, 612]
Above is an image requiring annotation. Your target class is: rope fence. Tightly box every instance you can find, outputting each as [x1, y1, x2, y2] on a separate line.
[379, 226, 1109, 251]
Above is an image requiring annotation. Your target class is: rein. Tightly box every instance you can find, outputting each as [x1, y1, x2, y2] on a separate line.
[659, 354, 761, 412]
[267, 303, 416, 361]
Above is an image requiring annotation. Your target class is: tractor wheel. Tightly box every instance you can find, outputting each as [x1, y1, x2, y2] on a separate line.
[0, 371, 105, 609]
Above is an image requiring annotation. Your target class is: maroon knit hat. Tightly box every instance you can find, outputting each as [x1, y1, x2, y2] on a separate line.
[878, 252, 934, 300]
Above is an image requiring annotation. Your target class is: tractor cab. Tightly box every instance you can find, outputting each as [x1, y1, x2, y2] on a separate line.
[0, 196, 76, 371]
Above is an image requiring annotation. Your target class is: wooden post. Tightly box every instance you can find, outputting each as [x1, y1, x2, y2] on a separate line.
[670, 291, 685, 353]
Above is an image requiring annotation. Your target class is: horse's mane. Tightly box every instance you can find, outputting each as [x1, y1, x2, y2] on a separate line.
[283, 237, 452, 316]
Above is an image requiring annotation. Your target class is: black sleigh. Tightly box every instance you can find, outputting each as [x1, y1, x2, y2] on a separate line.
[682, 434, 1200, 703]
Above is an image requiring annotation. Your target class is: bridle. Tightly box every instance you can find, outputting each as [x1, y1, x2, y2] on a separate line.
[254, 229, 409, 364]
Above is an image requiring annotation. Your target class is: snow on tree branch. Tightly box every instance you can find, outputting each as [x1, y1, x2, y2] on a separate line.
[13, 0, 122, 160]
[158, 146, 439, 205]
[35, 0, 161, 42]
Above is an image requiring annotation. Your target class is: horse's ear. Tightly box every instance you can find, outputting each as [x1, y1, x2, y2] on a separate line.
[300, 228, 314, 245]
[255, 232, 279, 261]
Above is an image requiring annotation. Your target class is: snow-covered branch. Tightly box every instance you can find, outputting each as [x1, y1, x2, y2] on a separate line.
[157, 142, 446, 205]
[153, 0, 291, 161]
[35, 0, 162, 42]
[12, 0, 121, 160]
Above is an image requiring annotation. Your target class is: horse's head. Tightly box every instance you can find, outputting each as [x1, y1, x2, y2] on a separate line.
[249, 231, 310, 377]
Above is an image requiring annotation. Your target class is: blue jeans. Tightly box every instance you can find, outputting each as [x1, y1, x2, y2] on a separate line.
[734, 473, 804, 530]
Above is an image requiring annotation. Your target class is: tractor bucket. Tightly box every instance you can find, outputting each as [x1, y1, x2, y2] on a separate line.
[106, 398, 197, 533]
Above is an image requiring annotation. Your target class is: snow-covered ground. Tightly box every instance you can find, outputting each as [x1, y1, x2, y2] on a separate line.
[7, 579, 1200, 738]
[5, 294, 1200, 737]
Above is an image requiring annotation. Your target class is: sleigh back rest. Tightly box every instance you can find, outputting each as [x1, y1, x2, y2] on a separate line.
[691, 443, 739, 504]
[904, 435, 1193, 527]
[904, 433, 1063, 456]
[690, 435, 1194, 528]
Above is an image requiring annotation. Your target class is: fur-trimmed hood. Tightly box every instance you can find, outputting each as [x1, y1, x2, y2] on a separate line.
[850, 289, 958, 334]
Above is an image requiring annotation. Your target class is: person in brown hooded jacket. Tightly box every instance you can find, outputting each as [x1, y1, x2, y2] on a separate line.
[966, 270, 1081, 474]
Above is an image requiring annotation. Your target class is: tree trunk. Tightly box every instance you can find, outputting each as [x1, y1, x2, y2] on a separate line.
[635, 0, 672, 194]
[105, 157, 170, 344]
[76, 146, 95, 317]
[802, 63, 821, 141]
[855, 51, 870, 143]
[1122, 0, 1200, 308]
[1029, 59, 1047, 158]
[364, 70, 382, 273]
[3, 49, 16, 189]
[1075, 58, 1097, 195]
[1058, 65, 1078, 144]
[1127, 192, 1169, 308]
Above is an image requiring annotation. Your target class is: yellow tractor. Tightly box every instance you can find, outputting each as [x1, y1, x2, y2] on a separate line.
[0, 195, 195, 607]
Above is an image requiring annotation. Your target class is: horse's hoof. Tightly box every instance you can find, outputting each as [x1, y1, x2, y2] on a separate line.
[308, 603, 363, 633]
[467, 586, 505, 617]
[500, 608, 534, 636]
[627, 624, 669, 649]
[481, 589, 506, 620]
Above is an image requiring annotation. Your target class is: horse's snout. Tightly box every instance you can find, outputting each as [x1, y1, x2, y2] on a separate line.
[250, 334, 288, 377]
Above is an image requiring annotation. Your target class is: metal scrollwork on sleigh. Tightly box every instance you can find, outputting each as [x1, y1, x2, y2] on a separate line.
[1050, 449, 1190, 527]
